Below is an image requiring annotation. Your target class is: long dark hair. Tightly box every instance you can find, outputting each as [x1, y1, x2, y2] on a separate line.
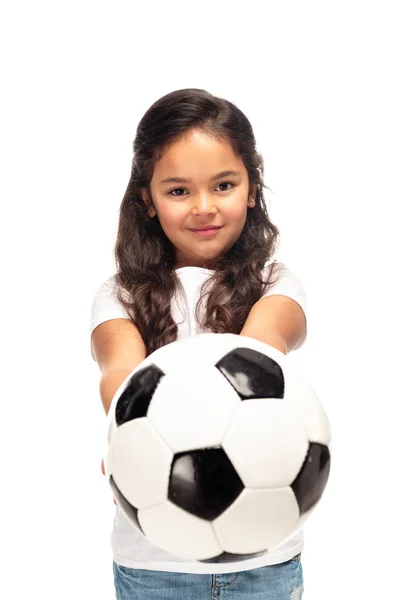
[114, 88, 282, 357]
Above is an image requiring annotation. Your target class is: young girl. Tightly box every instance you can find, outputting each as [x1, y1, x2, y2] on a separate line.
[90, 88, 308, 600]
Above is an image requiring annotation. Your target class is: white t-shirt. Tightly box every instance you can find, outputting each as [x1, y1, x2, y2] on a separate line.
[90, 258, 308, 574]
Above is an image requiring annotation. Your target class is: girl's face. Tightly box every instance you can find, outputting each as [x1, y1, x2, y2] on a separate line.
[142, 129, 257, 269]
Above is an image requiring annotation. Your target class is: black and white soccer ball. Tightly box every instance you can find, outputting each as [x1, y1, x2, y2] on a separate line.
[104, 333, 331, 562]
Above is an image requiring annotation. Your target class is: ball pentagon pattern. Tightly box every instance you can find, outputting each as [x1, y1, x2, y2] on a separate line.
[105, 333, 331, 562]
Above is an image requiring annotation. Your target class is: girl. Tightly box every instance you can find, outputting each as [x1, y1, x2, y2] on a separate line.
[90, 88, 308, 599]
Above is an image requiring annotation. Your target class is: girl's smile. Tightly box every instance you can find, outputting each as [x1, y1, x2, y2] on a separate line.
[188, 226, 223, 237]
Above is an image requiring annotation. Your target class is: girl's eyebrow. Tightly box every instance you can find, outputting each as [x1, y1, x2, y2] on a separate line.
[160, 170, 241, 185]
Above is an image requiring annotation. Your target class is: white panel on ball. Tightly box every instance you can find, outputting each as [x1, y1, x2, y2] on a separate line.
[281, 365, 331, 446]
[147, 365, 240, 453]
[109, 418, 173, 509]
[138, 500, 223, 560]
[145, 333, 242, 373]
[222, 400, 309, 488]
[213, 487, 300, 554]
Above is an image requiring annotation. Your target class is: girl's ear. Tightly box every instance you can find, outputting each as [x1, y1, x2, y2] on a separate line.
[141, 188, 157, 217]
[247, 183, 258, 208]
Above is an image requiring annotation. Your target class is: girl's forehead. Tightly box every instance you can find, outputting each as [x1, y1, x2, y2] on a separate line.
[171, 129, 232, 152]
[153, 130, 244, 181]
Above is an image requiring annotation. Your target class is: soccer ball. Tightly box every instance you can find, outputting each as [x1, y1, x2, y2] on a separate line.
[104, 333, 331, 562]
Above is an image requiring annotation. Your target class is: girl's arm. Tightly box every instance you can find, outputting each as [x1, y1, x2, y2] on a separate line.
[91, 318, 147, 415]
[240, 294, 307, 355]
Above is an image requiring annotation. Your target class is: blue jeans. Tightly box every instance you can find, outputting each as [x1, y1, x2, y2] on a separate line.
[113, 553, 303, 599]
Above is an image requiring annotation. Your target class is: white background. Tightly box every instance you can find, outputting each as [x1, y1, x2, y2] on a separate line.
[1, 1, 399, 598]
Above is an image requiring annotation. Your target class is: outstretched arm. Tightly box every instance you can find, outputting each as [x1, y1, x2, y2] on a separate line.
[239, 295, 307, 355]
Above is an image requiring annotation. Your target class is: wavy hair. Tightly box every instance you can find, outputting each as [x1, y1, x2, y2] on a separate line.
[114, 88, 282, 357]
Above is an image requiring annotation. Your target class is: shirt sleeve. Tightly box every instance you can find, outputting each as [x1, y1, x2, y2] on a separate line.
[261, 260, 308, 349]
[90, 275, 131, 361]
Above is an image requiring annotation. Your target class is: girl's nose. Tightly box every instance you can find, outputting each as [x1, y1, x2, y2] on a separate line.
[192, 194, 218, 215]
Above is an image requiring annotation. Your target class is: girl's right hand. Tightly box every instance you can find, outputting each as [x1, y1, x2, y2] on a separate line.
[101, 458, 117, 505]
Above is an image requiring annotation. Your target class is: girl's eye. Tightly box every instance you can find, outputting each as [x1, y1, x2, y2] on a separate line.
[216, 182, 235, 192]
[169, 182, 235, 197]
[169, 188, 187, 197]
